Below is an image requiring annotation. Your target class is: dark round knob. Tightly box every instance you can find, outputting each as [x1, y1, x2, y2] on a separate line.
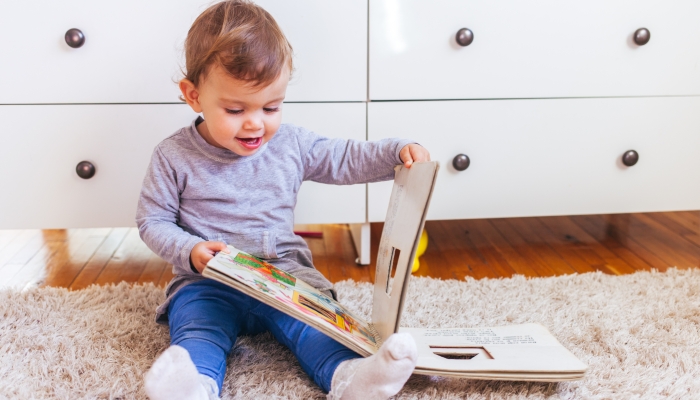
[65, 28, 85, 48]
[452, 154, 470, 171]
[455, 28, 474, 47]
[76, 161, 96, 179]
[622, 150, 639, 167]
[633, 28, 650, 46]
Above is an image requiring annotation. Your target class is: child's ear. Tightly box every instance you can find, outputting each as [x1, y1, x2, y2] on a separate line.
[179, 79, 203, 113]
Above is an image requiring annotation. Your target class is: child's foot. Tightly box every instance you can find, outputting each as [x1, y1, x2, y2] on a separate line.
[328, 333, 418, 400]
[144, 345, 219, 400]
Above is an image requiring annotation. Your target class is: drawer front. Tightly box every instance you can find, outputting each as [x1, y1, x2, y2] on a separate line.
[0, 0, 366, 104]
[0, 103, 365, 229]
[284, 103, 367, 225]
[0, 105, 197, 229]
[369, 0, 700, 100]
[368, 97, 700, 221]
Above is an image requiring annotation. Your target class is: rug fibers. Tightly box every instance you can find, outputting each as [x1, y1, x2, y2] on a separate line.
[0, 268, 698, 399]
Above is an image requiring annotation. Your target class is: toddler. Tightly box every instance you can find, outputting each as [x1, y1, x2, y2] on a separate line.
[137, 1, 430, 399]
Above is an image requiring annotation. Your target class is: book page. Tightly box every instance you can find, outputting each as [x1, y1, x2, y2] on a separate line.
[402, 324, 588, 377]
[204, 246, 380, 356]
[372, 162, 440, 341]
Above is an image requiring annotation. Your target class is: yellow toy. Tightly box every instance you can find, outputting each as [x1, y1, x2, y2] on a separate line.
[412, 229, 429, 273]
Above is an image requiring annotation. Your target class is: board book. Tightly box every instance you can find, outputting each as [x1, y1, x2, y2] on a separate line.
[203, 162, 588, 381]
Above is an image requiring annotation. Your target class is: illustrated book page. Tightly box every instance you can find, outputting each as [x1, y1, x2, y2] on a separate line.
[202, 247, 381, 357]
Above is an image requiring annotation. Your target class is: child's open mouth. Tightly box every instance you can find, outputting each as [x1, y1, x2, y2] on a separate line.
[235, 136, 263, 149]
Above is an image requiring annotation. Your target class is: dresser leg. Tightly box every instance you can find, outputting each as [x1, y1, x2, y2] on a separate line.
[349, 223, 370, 265]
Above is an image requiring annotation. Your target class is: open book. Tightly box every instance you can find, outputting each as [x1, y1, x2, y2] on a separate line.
[203, 162, 587, 381]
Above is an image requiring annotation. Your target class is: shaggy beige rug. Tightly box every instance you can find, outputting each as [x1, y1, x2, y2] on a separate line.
[1, 269, 699, 399]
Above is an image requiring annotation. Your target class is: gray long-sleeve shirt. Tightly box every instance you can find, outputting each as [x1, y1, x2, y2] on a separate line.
[136, 118, 413, 323]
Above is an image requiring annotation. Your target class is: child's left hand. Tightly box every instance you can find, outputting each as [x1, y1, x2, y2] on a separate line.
[399, 144, 431, 168]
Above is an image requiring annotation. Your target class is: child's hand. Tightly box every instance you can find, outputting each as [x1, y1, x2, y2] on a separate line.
[190, 241, 230, 273]
[399, 144, 431, 168]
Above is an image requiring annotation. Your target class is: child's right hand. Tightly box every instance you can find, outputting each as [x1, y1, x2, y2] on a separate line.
[190, 241, 230, 273]
[399, 143, 431, 168]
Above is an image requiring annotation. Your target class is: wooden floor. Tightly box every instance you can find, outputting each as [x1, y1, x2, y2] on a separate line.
[1, 211, 700, 290]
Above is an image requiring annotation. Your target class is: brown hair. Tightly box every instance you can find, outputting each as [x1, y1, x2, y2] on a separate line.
[182, 0, 293, 90]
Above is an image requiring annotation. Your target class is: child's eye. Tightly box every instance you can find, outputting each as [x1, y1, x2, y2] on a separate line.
[225, 109, 243, 115]
[263, 107, 280, 113]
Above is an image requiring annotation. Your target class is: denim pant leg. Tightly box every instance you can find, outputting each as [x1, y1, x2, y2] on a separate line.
[252, 302, 362, 393]
[168, 280, 254, 392]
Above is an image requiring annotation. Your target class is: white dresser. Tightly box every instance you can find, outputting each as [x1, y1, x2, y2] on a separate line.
[367, 0, 700, 222]
[0, 0, 368, 229]
[2, 1, 699, 243]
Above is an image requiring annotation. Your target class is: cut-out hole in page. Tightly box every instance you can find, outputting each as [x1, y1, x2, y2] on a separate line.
[430, 346, 494, 360]
[385, 247, 401, 295]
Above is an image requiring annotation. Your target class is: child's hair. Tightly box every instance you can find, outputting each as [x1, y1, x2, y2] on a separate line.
[183, 0, 293, 89]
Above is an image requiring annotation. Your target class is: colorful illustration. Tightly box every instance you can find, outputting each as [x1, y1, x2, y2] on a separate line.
[253, 279, 271, 294]
[292, 291, 377, 346]
[234, 253, 296, 286]
[218, 252, 296, 287]
[206, 246, 379, 354]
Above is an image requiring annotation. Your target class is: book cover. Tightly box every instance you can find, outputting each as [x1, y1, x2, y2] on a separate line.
[203, 162, 587, 380]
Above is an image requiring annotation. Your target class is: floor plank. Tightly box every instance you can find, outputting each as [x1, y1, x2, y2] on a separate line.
[527, 217, 597, 275]
[569, 215, 654, 274]
[6, 230, 86, 289]
[455, 219, 517, 278]
[2, 211, 699, 291]
[657, 212, 700, 248]
[537, 216, 615, 275]
[490, 218, 561, 277]
[43, 229, 112, 288]
[0, 229, 22, 254]
[505, 217, 579, 276]
[433, 220, 496, 280]
[0, 230, 43, 281]
[93, 229, 150, 286]
[69, 228, 131, 289]
[4, 241, 63, 289]
[136, 253, 169, 286]
[631, 213, 700, 268]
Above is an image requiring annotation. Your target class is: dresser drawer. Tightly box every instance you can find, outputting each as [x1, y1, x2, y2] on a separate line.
[0, 0, 366, 104]
[368, 97, 700, 221]
[0, 103, 366, 229]
[369, 0, 700, 100]
[0, 105, 196, 229]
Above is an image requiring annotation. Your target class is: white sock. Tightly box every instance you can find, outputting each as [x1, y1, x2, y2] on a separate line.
[144, 345, 220, 400]
[328, 333, 418, 400]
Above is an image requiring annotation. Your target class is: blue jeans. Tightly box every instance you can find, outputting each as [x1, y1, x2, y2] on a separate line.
[167, 279, 361, 393]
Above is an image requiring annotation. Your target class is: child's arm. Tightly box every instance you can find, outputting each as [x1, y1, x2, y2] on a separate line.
[136, 147, 206, 277]
[298, 128, 429, 185]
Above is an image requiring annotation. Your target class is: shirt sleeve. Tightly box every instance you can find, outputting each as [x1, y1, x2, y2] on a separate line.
[135, 146, 204, 276]
[297, 127, 416, 185]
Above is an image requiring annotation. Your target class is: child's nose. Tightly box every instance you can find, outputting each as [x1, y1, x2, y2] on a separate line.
[243, 112, 264, 130]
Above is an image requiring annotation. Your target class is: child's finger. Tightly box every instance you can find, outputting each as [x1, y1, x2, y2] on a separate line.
[412, 147, 430, 163]
[207, 241, 230, 253]
[217, 242, 231, 253]
[402, 148, 414, 168]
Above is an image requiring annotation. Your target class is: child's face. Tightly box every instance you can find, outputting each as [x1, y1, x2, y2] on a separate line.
[180, 64, 289, 156]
